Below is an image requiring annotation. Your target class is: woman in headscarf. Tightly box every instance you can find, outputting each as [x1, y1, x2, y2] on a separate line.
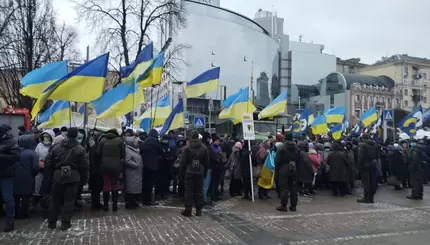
[228, 142, 243, 197]
[124, 136, 143, 209]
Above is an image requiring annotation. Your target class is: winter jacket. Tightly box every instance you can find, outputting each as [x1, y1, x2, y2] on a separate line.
[35, 130, 55, 165]
[409, 146, 427, 174]
[297, 142, 315, 184]
[228, 147, 242, 180]
[240, 147, 252, 178]
[124, 137, 143, 194]
[98, 129, 126, 174]
[14, 135, 38, 195]
[308, 149, 321, 173]
[347, 149, 356, 182]
[0, 133, 21, 179]
[179, 139, 209, 176]
[45, 138, 89, 184]
[388, 146, 408, 181]
[139, 129, 164, 171]
[211, 144, 225, 170]
[275, 141, 300, 177]
[358, 139, 378, 171]
[327, 143, 349, 183]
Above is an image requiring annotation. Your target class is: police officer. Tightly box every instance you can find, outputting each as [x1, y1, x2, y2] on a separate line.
[275, 132, 300, 212]
[357, 133, 378, 203]
[179, 130, 209, 217]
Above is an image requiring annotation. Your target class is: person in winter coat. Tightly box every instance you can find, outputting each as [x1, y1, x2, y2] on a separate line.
[228, 142, 243, 197]
[139, 129, 164, 205]
[97, 129, 125, 211]
[297, 142, 314, 196]
[87, 130, 103, 209]
[345, 142, 356, 192]
[46, 128, 89, 231]
[34, 129, 55, 207]
[210, 135, 225, 201]
[275, 132, 300, 212]
[124, 136, 143, 209]
[157, 136, 174, 200]
[179, 130, 209, 217]
[388, 144, 408, 190]
[407, 141, 428, 200]
[307, 143, 320, 195]
[172, 139, 187, 198]
[256, 142, 270, 199]
[401, 141, 411, 188]
[201, 132, 215, 205]
[14, 135, 38, 219]
[357, 134, 379, 203]
[326, 143, 349, 196]
[0, 124, 21, 232]
[240, 140, 253, 200]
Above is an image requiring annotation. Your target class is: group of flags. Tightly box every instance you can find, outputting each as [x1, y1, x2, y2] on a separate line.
[19, 42, 222, 135]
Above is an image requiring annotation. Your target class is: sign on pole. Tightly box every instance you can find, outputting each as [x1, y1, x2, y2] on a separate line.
[242, 113, 255, 140]
[184, 111, 189, 124]
[194, 116, 205, 128]
[383, 109, 394, 122]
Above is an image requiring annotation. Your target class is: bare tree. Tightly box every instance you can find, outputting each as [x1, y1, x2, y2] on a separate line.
[52, 22, 80, 61]
[0, 0, 78, 109]
[163, 43, 190, 83]
[74, 0, 187, 67]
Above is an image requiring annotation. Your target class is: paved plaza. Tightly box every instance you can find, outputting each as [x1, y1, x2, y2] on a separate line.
[1, 185, 430, 245]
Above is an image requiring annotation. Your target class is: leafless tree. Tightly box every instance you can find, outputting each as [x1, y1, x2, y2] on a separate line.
[52, 22, 80, 61]
[74, 0, 187, 67]
[163, 43, 190, 83]
[0, 0, 78, 109]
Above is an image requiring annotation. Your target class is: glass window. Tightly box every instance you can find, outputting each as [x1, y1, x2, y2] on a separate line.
[355, 109, 360, 118]
[404, 100, 408, 107]
[396, 98, 400, 104]
[404, 89, 408, 95]
[424, 97, 428, 103]
[355, 95, 360, 102]
[404, 66, 409, 75]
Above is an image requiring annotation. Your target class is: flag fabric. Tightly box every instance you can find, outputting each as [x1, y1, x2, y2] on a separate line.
[134, 96, 171, 131]
[257, 150, 275, 189]
[121, 43, 153, 83]
[292, 108, 313, 136]
[349, 124, 362, 137]
[325, 107, 346, 124]
[160, 99, 184, 136]
[219, 87, 256, 120]
[136, 51, 165, 88]
[90, 80, 145, 120]
[311, 115, 329, 135]
[412, 105, 423, 129]
[20, 61, 68, 99]
[398, 106, 422, 137]
[186, 67, 220, 98]
[341, 114, 349, 132]
[330, 124, 343, 140]
[38, 100, 71, 128]
[78, 103, 93, 115]
[370, 113, 383, 136]
[423, 107, 430, 122]
[222, 88, 245, 108]
[258, 89, 288, 119]
[360, 106, 378, 127]
[31, 53, 109, 119]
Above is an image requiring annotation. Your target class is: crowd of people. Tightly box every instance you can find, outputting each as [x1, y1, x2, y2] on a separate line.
[0, 124, 429, 233]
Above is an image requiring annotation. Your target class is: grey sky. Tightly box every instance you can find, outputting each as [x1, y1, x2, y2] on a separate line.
[53, 0, 430, 64]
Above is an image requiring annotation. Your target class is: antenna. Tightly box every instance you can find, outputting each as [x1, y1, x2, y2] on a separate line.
[299, 35, 302, 42]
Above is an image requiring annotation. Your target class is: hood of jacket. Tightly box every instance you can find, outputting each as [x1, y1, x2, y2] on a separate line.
[42, 129, 55, 140]
[104, 129, 120, 140]
[124, 136, 136, 148]
[19, 134, 36, 149]
[148, 129, 159, 139]
[331, 143, 343, 151]
[60, 138, 80, 149]
[189, 139, 203, 149]
[363, 139, 375, 146]
[211, 143, 222, 153]
[308, 148, 317, 155]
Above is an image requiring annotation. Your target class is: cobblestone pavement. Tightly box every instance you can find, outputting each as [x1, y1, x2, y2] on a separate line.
[1, 185, 430, 245]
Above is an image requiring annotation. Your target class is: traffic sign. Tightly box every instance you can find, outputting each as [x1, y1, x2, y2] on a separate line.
[383, 109, 393, 122]
[194, 116, 205, 128]
[184, 111, 189, 123]
[242, 113, 255, 140]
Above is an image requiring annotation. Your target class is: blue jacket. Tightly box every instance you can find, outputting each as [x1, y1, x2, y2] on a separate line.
[14, 135, 38, 195]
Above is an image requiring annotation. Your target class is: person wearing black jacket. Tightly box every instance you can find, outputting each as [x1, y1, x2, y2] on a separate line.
[357, 134, 378, 204]
[407, 140, 429, 200]
[275, 132, 300, 212]
[45, 128, 89, 230]
[201, 132, 215, 205]
[0, 124, 21, 232]
[139, 129, 164, 205]
[88, 130, 104, 209]
[179, 130, 209, 217]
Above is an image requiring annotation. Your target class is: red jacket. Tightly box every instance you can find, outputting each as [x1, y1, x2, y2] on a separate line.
[308, 149, 321, 173]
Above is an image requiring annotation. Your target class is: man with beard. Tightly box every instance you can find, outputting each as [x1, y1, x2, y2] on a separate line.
[357, 134, 378, 203]
[275, 132, 300, 212]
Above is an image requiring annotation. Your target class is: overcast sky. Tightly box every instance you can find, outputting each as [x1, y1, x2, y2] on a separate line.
[53, 0, 430, 64]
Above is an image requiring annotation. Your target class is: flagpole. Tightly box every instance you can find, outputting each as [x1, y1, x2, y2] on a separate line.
[151, 86, 161, 129]
[83, 46, 90, 134]
[248, 60, 255, 203]
[68, 101, 72, 128]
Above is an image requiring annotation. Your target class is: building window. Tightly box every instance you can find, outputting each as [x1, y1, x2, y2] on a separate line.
[368, 96, 372, 102]
[424, 73, 427, 80]
[424, 97, 427, 103]
[381, 97, 384, 102]
[363, 95, 366, 102]
[404, 100, 408, 107]
[396, 98, 400, 104]
[404, 66, 409, 76]
[387, 98, 391, 104]
[355, 95, 360, 102]
[404, 89, 408, 96]
[355, 109, 360, 118]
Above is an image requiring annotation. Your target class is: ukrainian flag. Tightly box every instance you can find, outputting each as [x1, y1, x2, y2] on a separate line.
[90, 81, 145, 120]
[258, 89, 288, 119]
[398, 106, 421, 137]
[160, 99, 184, 136]
[221, 88, 245, 124]
[330, 124, 343, 140]
[121, 42, 153, 83]
[31, 53, 109, 120]
[325, 107, 346, 124]
[20, 61, 68, 99]
[78, 103, 93, 115]
[311, 115, 329, 135]
[134, 96, 171, 131]
[38, 100, 71, 128]
[186, 67, 220, 98]
[219, 87, 256, 120]
[292, 108, 313, 136]
[136, 51, 165, 88]
[257, 150, 275, 189]
[360, 106, 378, 127]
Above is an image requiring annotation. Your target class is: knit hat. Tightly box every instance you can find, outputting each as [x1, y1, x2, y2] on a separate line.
[275, 133, 284, 142]
[284, 132, 293, 141]
[67, 127, 79, 139]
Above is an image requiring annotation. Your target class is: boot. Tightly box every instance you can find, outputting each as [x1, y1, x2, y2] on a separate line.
[103, 191, 110, 211]
[289, 206, 297, 212]
[196, 209, 202, 217]
[48, 222, 56, 230]
[357, 193, 370, 203]
[181, 207, 192, 217]
[60, 222, 71, 231]
[276, 205, 288, 212]
[369, 195, 375, 203]
[112, 191, 118, 212]
[3, 223, 14, 232]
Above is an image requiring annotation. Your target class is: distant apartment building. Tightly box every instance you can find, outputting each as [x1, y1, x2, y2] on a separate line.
[336, 57, 368, 74]
[361, 54, 430, 111]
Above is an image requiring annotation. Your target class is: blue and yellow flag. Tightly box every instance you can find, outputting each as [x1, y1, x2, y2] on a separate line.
[31, 53, 109, 120]
[360, 106, 378, 127]
[257, 150, 275, 189]
[221, 88, 245, 124]
[325, 107, 345, 124]
[136, 51, 165, 88]
[121, 43, 153, 83]
[330, 124, 343, 140]
[91, 80, 145, 120]
[398, 106, 422, 137]
[311, 115, 329, 135]
[160, 99, 184, 136]
[20, 61, 68, 99]
[78, 103, 93, 115]
[38, 100, 71, 128]
[135, 96, 171, 131]
[258, 89, 288, 119]
[349, 123, 362, 137]
[186, 67, 220, 98]
[219, 87, 256, 120]
[292, 108, 313, 136]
